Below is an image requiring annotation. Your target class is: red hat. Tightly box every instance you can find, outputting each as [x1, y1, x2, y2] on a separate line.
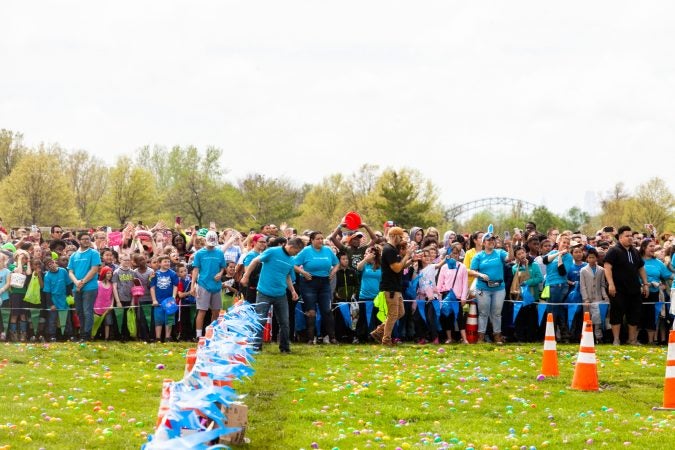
[99, 266, 113, 280]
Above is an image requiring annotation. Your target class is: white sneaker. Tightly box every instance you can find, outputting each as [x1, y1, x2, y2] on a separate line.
[322, 335, 330, 344]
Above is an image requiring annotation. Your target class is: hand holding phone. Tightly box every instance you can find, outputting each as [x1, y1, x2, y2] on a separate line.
[503, 231, 511, 241]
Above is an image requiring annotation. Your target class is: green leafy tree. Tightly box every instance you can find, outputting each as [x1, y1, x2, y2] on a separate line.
[101, 156, 158, 226]
[622, 177, 674, 232]
[163, 146, 228, 228]
[0, 149, 78, 226]
[239, 174, 304, 229]
[0, 129, 27, 181]
[297, 174, 350, 232]
[64, 150, 108, 226]
[598, 182, 630, 229]
[371, 168, 445, 230]
[529, 206, 565, 234]
[561, 206, 591, 232]
[460, 210, 497, 235]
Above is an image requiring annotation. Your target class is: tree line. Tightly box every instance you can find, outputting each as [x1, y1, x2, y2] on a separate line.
[1, 129, 673, 234]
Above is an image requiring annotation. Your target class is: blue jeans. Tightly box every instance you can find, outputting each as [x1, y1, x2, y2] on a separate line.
[547, 283, 570, 338]
[74, 289, 97, 339]
[476, 289, 506, 334]
[255, 292, 290, 352]
[299, 276, 335, 339]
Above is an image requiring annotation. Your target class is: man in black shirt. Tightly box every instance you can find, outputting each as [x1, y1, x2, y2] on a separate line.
[603, 225, 649, 345]
[369, 227, 415, 345]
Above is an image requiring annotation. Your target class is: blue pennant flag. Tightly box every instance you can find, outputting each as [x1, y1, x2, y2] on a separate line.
[537, 303, 548, 325]
[568, 304, 580, 330]
[654, 302, 663, 329]
[431, 299, 442, 331]
[599, 303, 609, 326]
[338, 303, 352, 329]
[295, 303, 306, 331]
[365, 300, 373, 328]
[512, 302, 522, 322]
[521, 286, 535, 306]
[441, 299, 451, 317]
[416, 300, 427, 324]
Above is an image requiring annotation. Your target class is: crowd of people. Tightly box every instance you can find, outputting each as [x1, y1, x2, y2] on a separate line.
[0, 219, 673, 349]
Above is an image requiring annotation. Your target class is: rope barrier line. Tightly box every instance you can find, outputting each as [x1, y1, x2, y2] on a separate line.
[0, 298, 671, 313]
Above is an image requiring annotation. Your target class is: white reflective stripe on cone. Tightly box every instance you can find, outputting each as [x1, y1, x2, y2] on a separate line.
[545, 322, 555, 335]
[666, 366, 675, 378]
[577, 352, 597, 364]
[544, 341, 556, 351]
[580, 331, 594, 347]
[667, 343, 675, 360]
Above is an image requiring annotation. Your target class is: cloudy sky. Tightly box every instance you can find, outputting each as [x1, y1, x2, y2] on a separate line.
[2, 1, 674, 215]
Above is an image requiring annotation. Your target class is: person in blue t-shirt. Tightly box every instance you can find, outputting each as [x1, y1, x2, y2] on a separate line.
[639, 239, 674, 344]
[468, 228, 513, 344]
[541, 234, 574, 341]
[355, 245, 382, 342]
[294, 231, 339, 344]
[151, 255, 179, 342]
[67, 232, 102, 341]
[190, 231, 227, 339]
[241, 237, 304, 353]
[43, 258, 72, 341]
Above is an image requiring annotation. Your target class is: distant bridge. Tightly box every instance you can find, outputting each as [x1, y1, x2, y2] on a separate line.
[447, 197, 538, 221]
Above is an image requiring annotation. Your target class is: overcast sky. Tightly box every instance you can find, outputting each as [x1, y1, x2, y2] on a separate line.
[2, 1, 674, 216]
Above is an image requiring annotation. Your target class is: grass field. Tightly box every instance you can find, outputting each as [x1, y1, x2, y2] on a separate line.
[1, 341, 674, 449]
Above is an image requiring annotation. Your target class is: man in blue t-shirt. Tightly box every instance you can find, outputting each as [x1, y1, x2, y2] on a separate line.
[67, 232, 102, 341]
[241, 237, 304, 353]
[190, 231, 227, 338]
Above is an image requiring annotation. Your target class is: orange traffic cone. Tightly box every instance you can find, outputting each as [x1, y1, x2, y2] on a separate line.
[571, 321, 599, 391]
[654, 329, 675, 410]
[156, 378, 173, 427]
[541, 313, 559, 377]
[465, 302, 478, 344]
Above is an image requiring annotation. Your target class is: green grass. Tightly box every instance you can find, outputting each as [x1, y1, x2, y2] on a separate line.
[1, 341, 674, 449]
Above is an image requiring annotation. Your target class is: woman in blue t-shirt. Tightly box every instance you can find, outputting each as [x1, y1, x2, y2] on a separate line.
[468, 228, 513, 344]
[639, 239, 673, 344]
[294, 231, 339, 344]
[542, 235, 574, 341]
[356, 245, 382, 342]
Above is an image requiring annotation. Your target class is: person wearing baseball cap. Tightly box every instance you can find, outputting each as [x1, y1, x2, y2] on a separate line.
[190, 230, 227, 339]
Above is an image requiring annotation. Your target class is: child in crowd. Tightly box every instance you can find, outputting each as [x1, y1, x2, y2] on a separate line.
[175, 263, 195, 341]
[332, 253, 358, 342]
[43, 258, 71, 341]
[112, 253, 135, 340]
[133, 254, 154, 341]
[580, 248, 609, 343]
[8, 248, 33, 342]
[94, 266, 114, 340]
[221, 260, 239, 310]
[150, 255, 179, 342]
[101, 248, 118, 271]
[149, 256, 160, 272]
